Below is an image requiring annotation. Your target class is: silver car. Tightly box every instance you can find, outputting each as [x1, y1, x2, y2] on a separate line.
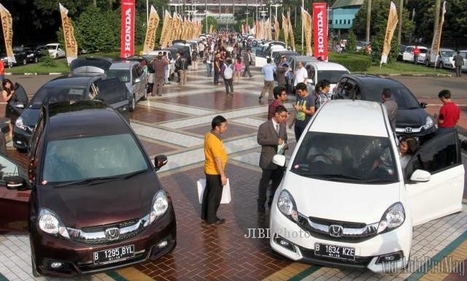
[108, 60, 148, 111]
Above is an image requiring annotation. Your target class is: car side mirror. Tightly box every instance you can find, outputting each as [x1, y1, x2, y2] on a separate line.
[5, 176, 30, 191]
[154, 155, 168, 171]
[409, 169, 431, 182]
[273, 154, 286, 167]
[420, 102, 427, 108]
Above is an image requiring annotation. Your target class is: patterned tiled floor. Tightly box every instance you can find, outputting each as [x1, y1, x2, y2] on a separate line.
[0, 65, 466, 280]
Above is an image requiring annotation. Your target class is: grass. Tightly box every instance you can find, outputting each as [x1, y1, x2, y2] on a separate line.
[362, 61, 452, 76]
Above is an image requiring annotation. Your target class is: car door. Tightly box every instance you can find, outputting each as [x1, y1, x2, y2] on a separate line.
[403, 46, 413, 62]
[8, 83, 29, 124]
[96, 78, 130, 122]
[0, 154, 29, 232]
[405, 130, 464, 226]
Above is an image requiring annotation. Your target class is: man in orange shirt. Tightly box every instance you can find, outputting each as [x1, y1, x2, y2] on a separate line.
[413, 46, 420, 64]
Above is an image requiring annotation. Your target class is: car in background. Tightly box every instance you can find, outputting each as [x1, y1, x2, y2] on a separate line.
[147, 49, 176, 79]
[333, 74, 436, 139]
[356, 41, 370, 52]
[424, 48, 455, 69]
[304, 61, 350, 94]
[108, 60, 148, 111]
[288, 55, 319, 86]
[171, 40, 192, 64]
[397, 44, 406, 61]
[46, 43, 66, 59]
[458, 50, 467, 72]
[273, 50, 299, 66]
[6, 100, 176, 277]
[270, 99, 464, 273]
[13, 57, 131, 152]
[402, 45, 428, 63]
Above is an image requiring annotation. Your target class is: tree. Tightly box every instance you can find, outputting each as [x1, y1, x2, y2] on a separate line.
[201, 16, 218, 33]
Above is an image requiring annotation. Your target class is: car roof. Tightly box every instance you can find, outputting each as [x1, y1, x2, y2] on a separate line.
[45, 101, 130, 140]
[109, 61, 140, 69]
[70, 57, 113, 76]
[305, 61, 349, 71]
[43, 75, 98, 87]
[310, 100, 389, 137]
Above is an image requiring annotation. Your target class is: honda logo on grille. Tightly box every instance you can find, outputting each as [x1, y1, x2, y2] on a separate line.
[105, 227, 120, 240]
[329, 225, 344, 238]
[404, 127, 412, 133]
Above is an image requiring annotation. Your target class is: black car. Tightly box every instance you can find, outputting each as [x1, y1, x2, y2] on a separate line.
[7, 100, 176, 277]
[333, 74, 436, 138]
[13, 58, 131, 152]
[273, 50, 299, 66]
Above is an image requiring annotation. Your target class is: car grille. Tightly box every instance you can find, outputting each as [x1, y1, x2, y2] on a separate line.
[297, 214, 378, 243]
[67, 216, 149, 245]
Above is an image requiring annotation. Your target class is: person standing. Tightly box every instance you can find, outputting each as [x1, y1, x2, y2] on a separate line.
[233, 57, 243, 84]
[257, 105, 288, 212]
[152, 54, 169, 96]
[314, 79, 332, 110]
[381, 88, 398, 133]
[435, 89, 460, 135]
[268, 86, 287, 120]
[242, 49, 253, 78]
[275, 61, 288, 88]
[201, 115, 229, 225]
[454, 51, 464, 77]
[0, 60, 4, 85]
[213, 53, 222, 85]
[289, 82, 315, 141]
[222, 58, 234, 95]
[259, 58, 275, 101]
[413, 46, 420, 64]
[175, 51, 188, 85]
[293, 61, 308, 93]
[2, 78, 15, 134]
[191, 49, 198, 70]
[206, 49, 213, 77]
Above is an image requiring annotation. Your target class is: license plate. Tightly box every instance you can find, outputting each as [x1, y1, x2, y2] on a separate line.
[93, 244, 135, 265]
[314, 243, 355, 260]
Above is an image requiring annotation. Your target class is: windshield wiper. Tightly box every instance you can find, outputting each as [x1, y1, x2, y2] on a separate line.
[120, 169, 147, 179]
[54, 175, 123, 187]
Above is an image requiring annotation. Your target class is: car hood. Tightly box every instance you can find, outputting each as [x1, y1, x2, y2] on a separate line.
[70, 57, 112, 76]
[37, 173, 160, 228]
[281, 172, 401, 223]
[396, 107, 430, 128]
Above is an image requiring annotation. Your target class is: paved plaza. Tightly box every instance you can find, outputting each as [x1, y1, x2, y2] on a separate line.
[0, 65, 466, 280]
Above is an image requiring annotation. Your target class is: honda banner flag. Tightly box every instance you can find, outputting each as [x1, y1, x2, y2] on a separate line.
[312, 3, 328, 61]
[120, 0, 135, 58]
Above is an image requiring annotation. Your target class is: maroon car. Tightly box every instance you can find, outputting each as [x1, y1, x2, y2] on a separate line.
[7, 100, 176, 277]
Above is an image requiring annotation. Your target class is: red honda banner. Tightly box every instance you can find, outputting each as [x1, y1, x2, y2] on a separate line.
[120, 0, 135, 58]
[312, 3, 328, 61]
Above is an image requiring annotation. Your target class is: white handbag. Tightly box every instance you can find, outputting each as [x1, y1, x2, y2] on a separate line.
[197, 178, 231, 204]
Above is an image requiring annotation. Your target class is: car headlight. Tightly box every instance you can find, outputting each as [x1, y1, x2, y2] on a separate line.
[38, 209, 70, 238]
[15, 117, 27, 131]
[277, 190, 299, 222]
[149, 190, 169, 224]
[27, 54, 34, 58]
[423, 116, 434, 129]
[377, 202, 405, 233]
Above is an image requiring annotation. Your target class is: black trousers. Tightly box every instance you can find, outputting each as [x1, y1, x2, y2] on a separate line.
[257, 168, 284, 206]
[201, 174, 223, 223]
[224, 78, 233, 94]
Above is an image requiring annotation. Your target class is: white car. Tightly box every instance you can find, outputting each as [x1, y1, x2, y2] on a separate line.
[46, 43, 66, 59]
[304, 61, 350, 94]
[402, 45, 428, 64]
[270, 99, 464, 273]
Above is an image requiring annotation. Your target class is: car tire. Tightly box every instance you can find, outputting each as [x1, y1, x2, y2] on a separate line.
[425, 60, 429, 67]
[438, 62, 444, 69]
[129, 95, 136, 112]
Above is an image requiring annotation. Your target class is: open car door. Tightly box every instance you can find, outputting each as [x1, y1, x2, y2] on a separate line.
[7, 83, 29, 124]
[405, 130, 464, 226]
[95, 78, 130, 122]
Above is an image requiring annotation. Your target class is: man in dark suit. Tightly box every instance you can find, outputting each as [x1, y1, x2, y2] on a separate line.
[257, 105, 288, 212]
[242, 49, 253, 78]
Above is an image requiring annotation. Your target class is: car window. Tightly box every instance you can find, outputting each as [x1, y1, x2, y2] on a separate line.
[42, 134, 149, 183]
[31, 86, 86, 108]
[317, 70, 349, 84]
[132, 67, 138, 81]
[406, 131, 461, 176]
[108, 69, 130, 83]
[96, 78, 128, 104]
[291, 132, 397, 183]
[0, 155, 22, 184]
[362, 84, 420, 109]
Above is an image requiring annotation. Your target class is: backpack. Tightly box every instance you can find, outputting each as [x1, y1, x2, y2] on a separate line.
[223, 64, 233, 79]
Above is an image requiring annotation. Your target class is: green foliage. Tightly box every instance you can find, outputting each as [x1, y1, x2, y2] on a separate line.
[347, 30, 357, 53]
[371, 30, 399, 64]
[201, 16, 218, 33]
[329, 53, 371, 72]
[39, 55, 58, 67]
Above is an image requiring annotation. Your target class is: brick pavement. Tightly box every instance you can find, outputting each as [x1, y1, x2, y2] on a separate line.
[0, 65, 466, 280]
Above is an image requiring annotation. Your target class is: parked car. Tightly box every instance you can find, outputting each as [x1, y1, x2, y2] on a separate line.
[304, 61, 350, 94]
[458, 50, 467, 72]
[273, 50, 299, 66]
[11, 47, 29, 66]
[6, 100, 176, 277]
[397, 44, 406, 61]
[46, 43, 66, 59]
[288, 55, 319, 86]
[13, 57, 131, 152]
[402, 45, 428, 63]
[147, 49, 176, 79]
[32, 45, 49, 63]
[270, 99, 464, 273]
[171, 40, 192, 64]
[424, 48, 455, 69]
[333, 74, 436, 139]
[108, 60, 148, 111]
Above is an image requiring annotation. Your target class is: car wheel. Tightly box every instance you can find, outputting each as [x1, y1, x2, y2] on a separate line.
[425, 60, 429, 67]
[438, 62, 444, 69]
[129, 95, 136, 112]
[31, 251, 41, 277]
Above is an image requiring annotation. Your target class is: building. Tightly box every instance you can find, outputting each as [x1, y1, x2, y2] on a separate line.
[329, 0, 364, 31]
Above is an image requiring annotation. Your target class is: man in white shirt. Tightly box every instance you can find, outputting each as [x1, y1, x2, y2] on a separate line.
[293, 61, 308, 93]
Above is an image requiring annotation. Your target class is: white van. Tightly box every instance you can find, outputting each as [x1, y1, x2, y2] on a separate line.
[46, 43, 66, 59]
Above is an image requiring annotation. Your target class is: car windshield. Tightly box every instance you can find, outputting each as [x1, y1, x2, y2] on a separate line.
[108, 69, 131, 83]
[42, 134, 149, 183]
[440, 50, 454, 57]
[316, 70, 349, 83]
[291, 132, 398, 183]
[47, 45, 57, 50]
[30, 86, 86, 108]
[364, 85, 421, 109]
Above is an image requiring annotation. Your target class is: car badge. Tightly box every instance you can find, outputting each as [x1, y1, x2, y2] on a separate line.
[404, 127, 413, 133]
[105, 227, 120, 241]
[329, 225, 344, 238]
